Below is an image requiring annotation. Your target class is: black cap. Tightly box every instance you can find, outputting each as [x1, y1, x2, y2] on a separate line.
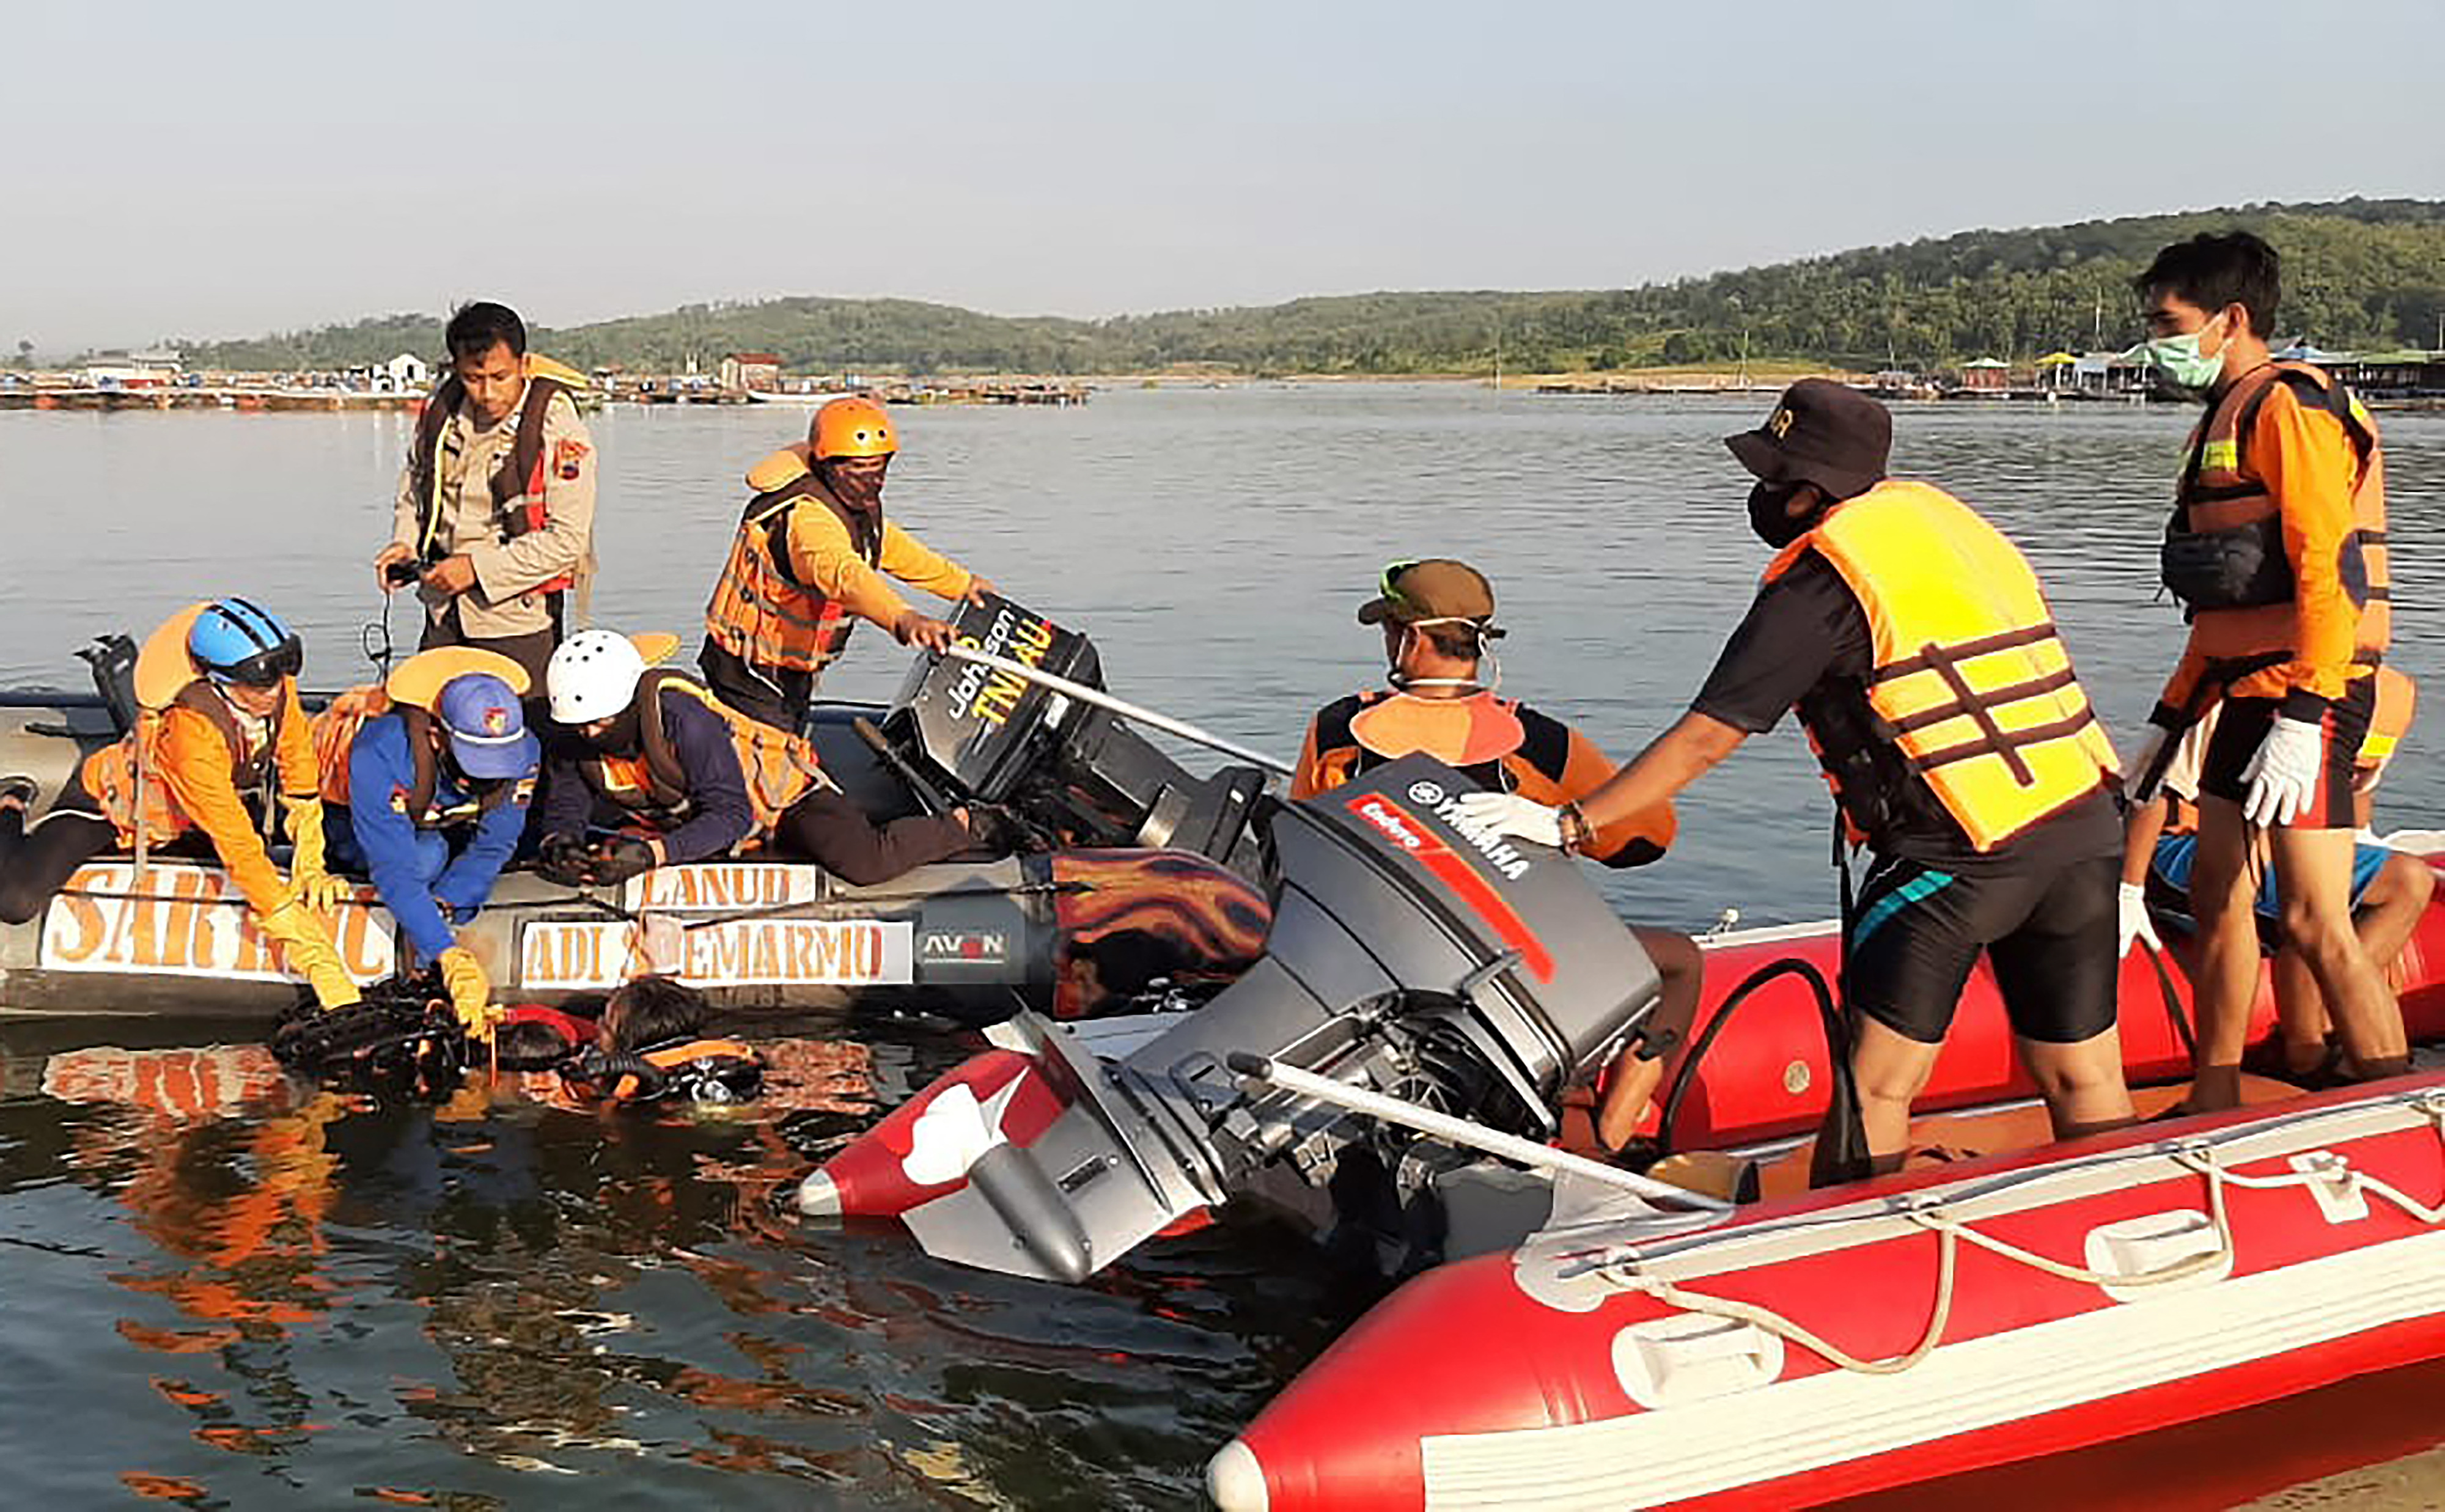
[1724, 380, 1892, 501]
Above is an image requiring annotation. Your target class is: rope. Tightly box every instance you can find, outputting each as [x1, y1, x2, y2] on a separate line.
[1601, 1092, 2445, 1378]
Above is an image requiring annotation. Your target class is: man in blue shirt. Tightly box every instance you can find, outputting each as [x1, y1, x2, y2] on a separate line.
[318, 648, 540, 1032]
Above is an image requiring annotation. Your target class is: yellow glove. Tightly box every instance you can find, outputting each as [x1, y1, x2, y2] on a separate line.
[255, 898, 362, 1010]
[282, 795, 355, 912]
[436, 945, 501, 1040]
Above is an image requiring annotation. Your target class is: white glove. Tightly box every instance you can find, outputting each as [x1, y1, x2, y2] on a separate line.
[2241, 716, 2324, 828]
[2123, 724, 2169, 803]
[1453, 790, 1565, 848]
[2117, 880, 2161, 958]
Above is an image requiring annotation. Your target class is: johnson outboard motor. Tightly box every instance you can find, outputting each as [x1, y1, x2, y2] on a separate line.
[874, 595, 1268, 872]
[897, 754, 1661, 1282]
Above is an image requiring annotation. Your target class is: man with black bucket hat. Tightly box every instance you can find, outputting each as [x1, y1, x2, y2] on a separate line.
[1461, 380, 2136, 1184]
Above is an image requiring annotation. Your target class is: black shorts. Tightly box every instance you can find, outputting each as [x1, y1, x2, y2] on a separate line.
[2197, 675, 2373, 831]
[1844, 852, 2119, 1046]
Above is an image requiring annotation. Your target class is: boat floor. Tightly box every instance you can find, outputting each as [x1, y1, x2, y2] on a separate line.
[1633, 1073, 2342, 1203]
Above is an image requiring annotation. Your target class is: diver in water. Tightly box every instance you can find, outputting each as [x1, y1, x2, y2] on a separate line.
[559, 975, 765, 1106]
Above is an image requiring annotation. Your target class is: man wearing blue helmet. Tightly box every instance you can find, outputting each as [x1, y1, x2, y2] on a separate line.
[309, 647, 542, 1035]
[0, 598, 363, 1009]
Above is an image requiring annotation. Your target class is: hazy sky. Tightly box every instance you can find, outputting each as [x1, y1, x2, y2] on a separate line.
[10, 0, 2439, 351]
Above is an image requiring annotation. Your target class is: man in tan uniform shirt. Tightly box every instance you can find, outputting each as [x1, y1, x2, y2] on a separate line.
[373, 301, 596, 691]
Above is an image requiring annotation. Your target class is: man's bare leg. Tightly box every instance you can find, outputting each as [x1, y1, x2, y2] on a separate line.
[2270, 850, 2433, 1074]
[2271, 825, 2408, 1078]
[1594, 926, 1704, 1152]
[1839, 1015, 1942, 1180]
[2018, 1026, 2138, 1139]
[2186, 796, 2270, 1111]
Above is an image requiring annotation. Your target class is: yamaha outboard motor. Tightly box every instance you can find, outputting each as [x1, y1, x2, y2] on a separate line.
[878, 595, 1267, 872]
[899, 755, 1660, 1282]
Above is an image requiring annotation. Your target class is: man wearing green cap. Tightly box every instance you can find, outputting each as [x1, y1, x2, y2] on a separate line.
[1293, 557, 1692, 1153]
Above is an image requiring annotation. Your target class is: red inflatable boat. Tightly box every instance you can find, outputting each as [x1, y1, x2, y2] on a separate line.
[1210, 1070, 2445, 1510]
[800, 752, 2445, 1510]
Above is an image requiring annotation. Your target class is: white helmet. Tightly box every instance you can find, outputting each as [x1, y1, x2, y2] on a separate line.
[547, 629, 646, 724]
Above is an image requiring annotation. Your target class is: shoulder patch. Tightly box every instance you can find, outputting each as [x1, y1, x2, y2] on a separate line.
[553, 435, 590, 481]
[388, 784, 411, 815]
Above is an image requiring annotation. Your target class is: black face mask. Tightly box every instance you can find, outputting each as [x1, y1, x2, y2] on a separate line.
[590, 703, 643, 756]
[1746, 480, 1823, 548]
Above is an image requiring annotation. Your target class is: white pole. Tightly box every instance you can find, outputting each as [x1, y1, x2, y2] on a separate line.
[939, 644, 1293, 777]
[1228, 1052, 1734, 1211]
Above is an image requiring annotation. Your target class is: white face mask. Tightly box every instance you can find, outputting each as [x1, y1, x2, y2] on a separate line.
[1388, 618, 1501, 693]
[2144, 311, 2230, 392]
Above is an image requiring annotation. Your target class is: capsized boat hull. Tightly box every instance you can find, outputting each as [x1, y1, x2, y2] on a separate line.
[1211, 1074, 2445, 1510]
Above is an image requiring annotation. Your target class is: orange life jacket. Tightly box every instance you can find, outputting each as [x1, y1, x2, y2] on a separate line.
[564, 1037, 765, 1104]
[81, 680, 290, 847]
[308, 686, 520, 824]
[1304, 689, 1534, 793]
[581, 669, 828, 837]
[1763, 479, 2119, 853]
[700, 463, 873, 674]
[406, 359, 582, 594]
[2164, 360, 2389, 686]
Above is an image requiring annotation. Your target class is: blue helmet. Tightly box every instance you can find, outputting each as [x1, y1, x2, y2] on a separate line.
[188, 598, 303, 686]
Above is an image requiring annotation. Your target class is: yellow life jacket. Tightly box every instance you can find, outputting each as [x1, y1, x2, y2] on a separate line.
[583, 669, 827, 838]
[700, 450, 875, 674]
[1763, 479, 2117, 852]
[2164, 360, 2389, 691]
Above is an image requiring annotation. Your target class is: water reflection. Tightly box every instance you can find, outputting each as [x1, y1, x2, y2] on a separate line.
[1, 1018, 1345, 1508]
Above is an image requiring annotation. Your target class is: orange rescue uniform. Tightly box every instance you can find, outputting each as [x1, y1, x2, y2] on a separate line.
[2158, 361, 2389, 722]
[1291, 689, 1675, 867]
[702, 449, 975, 678]
[81, 680, 319, 914]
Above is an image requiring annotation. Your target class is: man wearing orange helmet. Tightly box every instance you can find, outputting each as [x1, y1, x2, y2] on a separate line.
[700, 396, 995, 731]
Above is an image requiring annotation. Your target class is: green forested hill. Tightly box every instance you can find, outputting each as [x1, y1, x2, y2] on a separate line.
[177, 198, 2445, 376]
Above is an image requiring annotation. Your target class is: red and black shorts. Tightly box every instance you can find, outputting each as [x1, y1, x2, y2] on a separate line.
[2197, 673, 2374, 831]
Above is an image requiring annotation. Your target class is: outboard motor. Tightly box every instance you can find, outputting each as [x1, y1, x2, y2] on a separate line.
[878, 595, 1268, 872]
[897, 755, 1661, 1282]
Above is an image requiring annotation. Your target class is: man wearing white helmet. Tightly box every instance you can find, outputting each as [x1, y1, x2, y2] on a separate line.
[535, 629, 1000, 887]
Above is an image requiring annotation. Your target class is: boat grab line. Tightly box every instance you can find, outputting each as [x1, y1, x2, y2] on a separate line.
[1597, 1095, 2445, 1378]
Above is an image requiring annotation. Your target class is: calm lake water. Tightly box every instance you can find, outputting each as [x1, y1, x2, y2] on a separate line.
[1, 386, 2439, 1507]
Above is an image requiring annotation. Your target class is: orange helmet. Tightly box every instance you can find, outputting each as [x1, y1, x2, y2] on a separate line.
[811, 397, 898, 460]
